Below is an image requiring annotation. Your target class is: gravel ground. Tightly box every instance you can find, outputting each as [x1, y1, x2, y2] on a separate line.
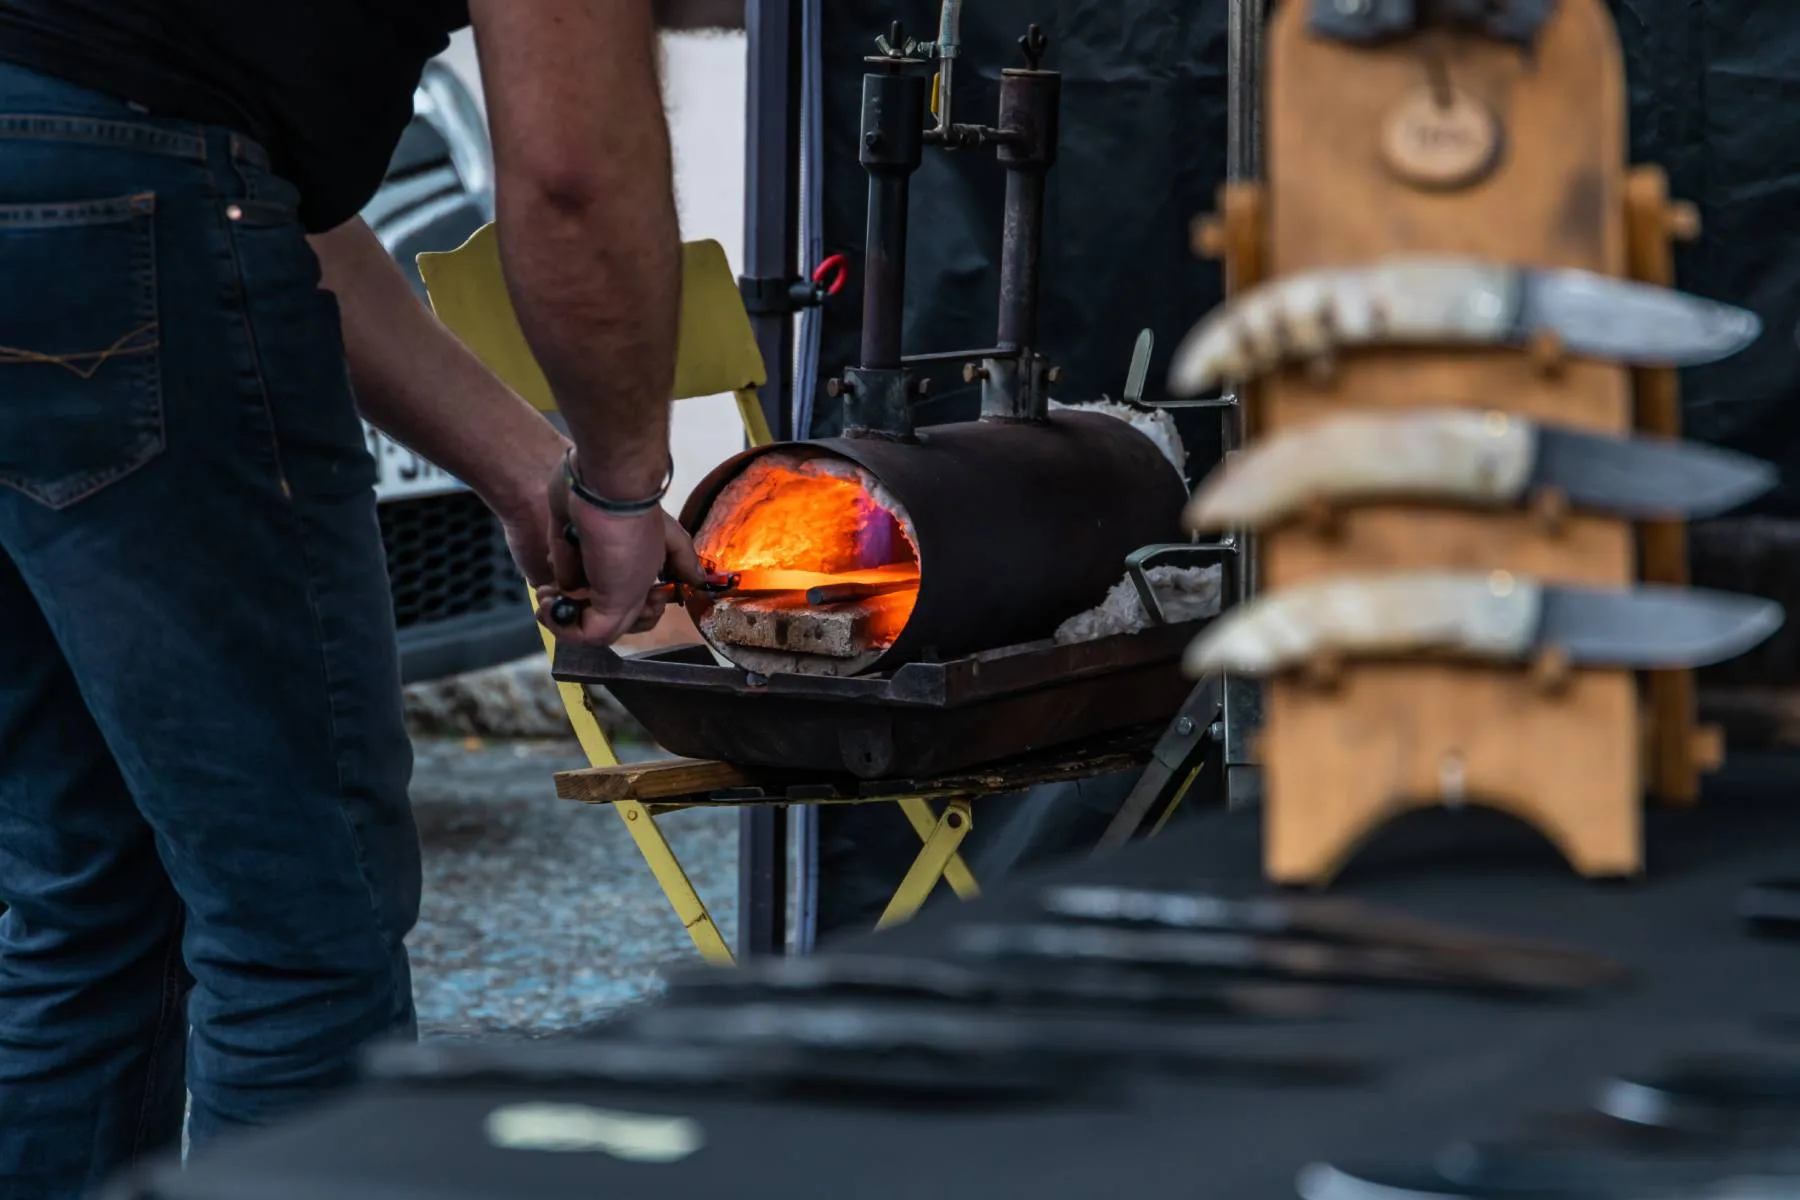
[405, 736, 740, 1038]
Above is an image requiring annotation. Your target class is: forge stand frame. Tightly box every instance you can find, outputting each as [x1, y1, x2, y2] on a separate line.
[715, 0, 1266, 951]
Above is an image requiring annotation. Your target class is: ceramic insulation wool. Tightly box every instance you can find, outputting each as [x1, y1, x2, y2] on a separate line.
[1049, 398, 1188, 478]
[1055, 564, 1223, 645]
[1047, 400, 1211, 645]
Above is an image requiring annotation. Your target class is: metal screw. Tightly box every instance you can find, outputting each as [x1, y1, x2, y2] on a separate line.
[963, 363, 989, 383]
[865, 130, 885, 152]
[1175, 716, 1195, 735]
[875, 20, 914, 58]
[1209, 721, 1225, 742]
[1019, 23, 1049, 69]
[915, 377, 932, 397]
[826, 377, 844, 398]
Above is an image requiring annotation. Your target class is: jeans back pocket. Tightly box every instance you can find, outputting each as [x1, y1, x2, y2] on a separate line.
[0, 192, 163, 509]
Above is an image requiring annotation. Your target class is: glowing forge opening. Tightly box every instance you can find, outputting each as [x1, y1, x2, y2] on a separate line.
[691, 454, 922, 660]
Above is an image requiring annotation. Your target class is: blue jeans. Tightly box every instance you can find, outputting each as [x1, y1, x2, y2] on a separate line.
[0, 63, 421, 1197]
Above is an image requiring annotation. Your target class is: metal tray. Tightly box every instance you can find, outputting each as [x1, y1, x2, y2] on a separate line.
[553, 622, 1205, 779]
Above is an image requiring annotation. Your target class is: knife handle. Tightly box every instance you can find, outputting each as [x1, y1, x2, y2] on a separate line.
[1185, 571, 1542, 677]
[1169, 258, 1519, 394]
[1185, 409, 1534, 532]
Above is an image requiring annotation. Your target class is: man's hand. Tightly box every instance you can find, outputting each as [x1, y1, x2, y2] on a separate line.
[534, 459, 705, 644]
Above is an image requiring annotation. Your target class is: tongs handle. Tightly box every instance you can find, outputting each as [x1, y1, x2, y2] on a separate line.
[548, 518, 738, 626]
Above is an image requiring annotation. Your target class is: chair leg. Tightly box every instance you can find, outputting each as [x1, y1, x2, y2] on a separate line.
[895, 796, 981, 900]
[533, 595, 734, 965]
[878, 798, 977, 929]
[733, 387, 774, 448]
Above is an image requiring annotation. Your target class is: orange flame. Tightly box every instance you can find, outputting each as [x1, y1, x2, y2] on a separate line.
[693, 460, 920, 650]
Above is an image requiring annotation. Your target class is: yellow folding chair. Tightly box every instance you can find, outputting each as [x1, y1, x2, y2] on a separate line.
[415, 224, 975, 963]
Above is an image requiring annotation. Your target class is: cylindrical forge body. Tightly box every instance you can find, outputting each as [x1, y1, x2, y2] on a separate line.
[680, 411, 1189, 677]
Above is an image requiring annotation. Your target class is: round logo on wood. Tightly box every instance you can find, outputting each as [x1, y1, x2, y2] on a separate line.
[1380, 85, 1502, 190]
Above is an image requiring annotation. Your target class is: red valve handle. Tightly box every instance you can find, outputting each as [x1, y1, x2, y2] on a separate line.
[811, 253, 850, 297]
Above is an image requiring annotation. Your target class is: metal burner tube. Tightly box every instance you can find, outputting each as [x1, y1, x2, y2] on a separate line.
[680, 411, 1189, 677]
[986, 63, 1060, 421]
[859, 170, 911, 369]
[843, 51, 929, 440]
[996, 168, 1045, 354]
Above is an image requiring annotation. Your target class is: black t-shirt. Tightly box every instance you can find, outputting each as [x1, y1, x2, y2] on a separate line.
[0, 1, 471, 231]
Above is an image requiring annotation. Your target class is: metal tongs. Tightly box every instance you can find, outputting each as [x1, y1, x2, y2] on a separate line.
[548, 568, 738, 628]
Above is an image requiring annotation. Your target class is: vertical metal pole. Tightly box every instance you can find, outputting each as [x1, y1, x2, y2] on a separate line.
[1222, 0, 1268, 810]
[1222, 0, 1266, 603]
[740, 0, 800, 956]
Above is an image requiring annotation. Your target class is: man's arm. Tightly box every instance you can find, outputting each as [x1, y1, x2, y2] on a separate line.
[309, 218, 569, 585]
[467, 0, 681, 503]
[468, 0, 693, 644]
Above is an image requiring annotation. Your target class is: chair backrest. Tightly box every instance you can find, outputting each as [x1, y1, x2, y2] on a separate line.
[416, 223, 767, 406]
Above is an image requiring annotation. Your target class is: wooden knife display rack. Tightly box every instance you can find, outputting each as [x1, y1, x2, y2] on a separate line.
[1193, 0, 1722, 883]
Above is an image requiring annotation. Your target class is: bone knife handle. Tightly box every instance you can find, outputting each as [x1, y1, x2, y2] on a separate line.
[1184, 572, 1544, 676]
[1169, 258, 1521, 394]
[1185, 409, 1536, 531]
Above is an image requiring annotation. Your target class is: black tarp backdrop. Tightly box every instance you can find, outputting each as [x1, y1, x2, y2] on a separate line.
[808, 0, 1800, 936]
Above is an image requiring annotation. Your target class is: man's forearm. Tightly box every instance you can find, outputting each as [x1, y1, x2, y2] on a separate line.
[309, 218, 567, 519]
[471, 0, 682, 501]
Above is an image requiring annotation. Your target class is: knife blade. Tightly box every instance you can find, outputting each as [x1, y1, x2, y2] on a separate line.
[1038, 884, 1629, 980]
[1167, 257, 1763, 395]
[1434, 1137, 1800, 1195]
[1597, 1054, 1800, 1132]
[1123, 328, 1154, 405]
[659, 951, 1338, 1020]
[363, 1029, 1088, 1106]
[628, 997, 1371, 1084]
[1183, 571, 1784, 677]
[1297, 1158, 1788, 1200]
[1182, 409, 1776, 532]
[952, 921, 1625, 995]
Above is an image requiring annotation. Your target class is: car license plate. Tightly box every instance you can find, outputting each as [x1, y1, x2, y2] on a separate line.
[364, 422, 467, 502]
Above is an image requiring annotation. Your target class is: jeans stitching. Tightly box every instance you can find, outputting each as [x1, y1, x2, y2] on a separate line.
[0, 196, 167, 509]
[0, 115, 205, 160]
[210, 147, 405, 972]
[0, 193, 154, 226]
[128, 914, 186, 1161]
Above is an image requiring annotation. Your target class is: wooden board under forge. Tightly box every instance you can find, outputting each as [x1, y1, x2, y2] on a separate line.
[1251, 0, 1640, 883]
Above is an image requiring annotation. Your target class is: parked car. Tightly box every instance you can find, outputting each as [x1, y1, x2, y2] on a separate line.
[360, 61, 544, 685]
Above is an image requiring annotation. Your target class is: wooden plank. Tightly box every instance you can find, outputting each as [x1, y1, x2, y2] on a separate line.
[1252, 0, 1642, 882]
[553, 728, 1160, 809]
[1624, 164, 1706, 807]
[556, 758, 755, 805]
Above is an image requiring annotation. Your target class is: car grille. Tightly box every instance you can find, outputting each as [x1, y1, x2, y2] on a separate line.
[378, 492, 519, 629]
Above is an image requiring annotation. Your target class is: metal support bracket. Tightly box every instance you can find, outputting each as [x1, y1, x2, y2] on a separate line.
[1095, 673, 1225, 850]
[739, 274, 829, 317]
[1126, 541, 1237, 627]
[1223, 673, 1264, 809]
